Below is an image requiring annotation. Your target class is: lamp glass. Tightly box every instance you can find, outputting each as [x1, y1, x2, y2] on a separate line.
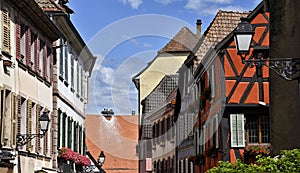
[98, 151, 105, 165]
[234, 34, 253, 54]
[39, 112, 50, 133]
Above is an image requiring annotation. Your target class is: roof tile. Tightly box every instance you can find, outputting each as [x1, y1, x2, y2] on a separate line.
[194, 10, 250, 65]
[160, 27, 199, 53]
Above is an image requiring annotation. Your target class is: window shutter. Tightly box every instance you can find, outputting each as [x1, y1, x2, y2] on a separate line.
[44, 131, 48, 155]
[230, 114, 245, 147]
[62, 113, 66, 147]
[2, 8, 10, 53]
[26, 100, 32, 151]
[17, 96, 22, 135]
[213, 114, 219, 148]
[57, 109, 61, 148]
[71, 56, 74, 88]
[50, 48, 53, 83]
[36, 104, 41, 153]
[64, 45, 68, 81]
[59, 39, 64, 77]
[79, 125, 82, 154]
[35, 38, 39, 72]
[67, 117, 72, 148]
[202, 125, 206, 151]
[26, 29, 31, 67]
[73, 122, 77, 152]
[83, 128, 86, 155]
[77, 63, 80, 93]
[11, 94, 17, 147]
[15, 17, 21, 61]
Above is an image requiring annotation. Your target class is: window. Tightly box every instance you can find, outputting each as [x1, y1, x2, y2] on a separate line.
[144, 123, 152, 139]
[230, 114, 245, 147]
[46, 47, 51, 81]
[210, 65, 215, 99]
[2, 7, 10, 53]
[81, 68, 84, 97]
[11, 94, 17, 147]
[71, 56, 75, 88]
[213, 114, 219, 148]
[77, 63, 80, 93]
[246, 116, 270, 144]
[20, 24, 27, 61]
[64, 43, 69, 81]
[30, 33, 37, 70]
[59, 39, 64, 77]
[38, 40, 45, 76]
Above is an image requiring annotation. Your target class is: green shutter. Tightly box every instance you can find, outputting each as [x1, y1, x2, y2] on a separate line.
[57, 109, 61, 148]
[67, 117, 72, 148]
[62, 113, 66, 147]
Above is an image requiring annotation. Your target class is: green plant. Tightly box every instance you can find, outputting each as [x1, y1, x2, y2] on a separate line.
[207, 149, 300, 173]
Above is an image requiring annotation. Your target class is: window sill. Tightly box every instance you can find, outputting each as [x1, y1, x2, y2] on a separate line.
[59, 75, 64, 82]
[64, 81, 69, 87]
[28, 67, 36, 77]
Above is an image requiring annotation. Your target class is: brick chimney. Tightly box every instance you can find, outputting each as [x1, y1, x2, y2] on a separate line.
[196, 19, 202, 36]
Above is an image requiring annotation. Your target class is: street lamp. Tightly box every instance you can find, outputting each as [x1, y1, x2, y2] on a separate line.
[16, 112, 50, 146]
[233, 17, 254, 62]
[233, 18, 300, 81]
[98, 151, 105, 167]
[84, 151, 106, 173]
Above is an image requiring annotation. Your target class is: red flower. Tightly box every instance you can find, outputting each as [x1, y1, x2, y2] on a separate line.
[58, 148, 91, 166]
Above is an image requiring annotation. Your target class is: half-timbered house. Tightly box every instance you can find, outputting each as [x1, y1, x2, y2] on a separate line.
[194, 2, 270, 172]
[174, 10, 248, 173]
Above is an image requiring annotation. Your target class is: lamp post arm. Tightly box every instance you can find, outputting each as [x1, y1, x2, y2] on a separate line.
[243, 58, 300, 81]
[16, 133, 45, 147]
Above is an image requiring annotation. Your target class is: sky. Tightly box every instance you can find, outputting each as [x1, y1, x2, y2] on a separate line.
[68, 0, 262, 115]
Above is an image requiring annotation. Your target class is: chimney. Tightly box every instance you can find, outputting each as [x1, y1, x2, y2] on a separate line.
[196, 19, 202, 36]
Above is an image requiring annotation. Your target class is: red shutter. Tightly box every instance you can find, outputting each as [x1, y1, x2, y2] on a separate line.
[35, 38, 39, 72]
[26, 29, 31, 67]
[15, 17, 21, 61]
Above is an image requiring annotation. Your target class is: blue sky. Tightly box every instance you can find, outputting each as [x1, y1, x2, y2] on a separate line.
[68, 0, 261, 115]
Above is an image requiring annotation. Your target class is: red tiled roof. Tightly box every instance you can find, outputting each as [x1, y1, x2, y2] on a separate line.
[35, 0, 66, 13]
[159, 27, 199, 53]
[195, 10, 250, 63]
[86, 115, 139, 173]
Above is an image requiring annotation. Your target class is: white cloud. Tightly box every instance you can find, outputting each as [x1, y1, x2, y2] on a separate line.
[155, 0, 183, 5]
[121, 0, 143, 9]
[185, 0, 245, 15]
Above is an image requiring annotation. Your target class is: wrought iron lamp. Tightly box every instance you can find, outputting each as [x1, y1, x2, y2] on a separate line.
[233, 18, 300, 81]
[98, 151, 105, 167]
[16, 112, 50, 146]
[84, 151, 105, 173]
